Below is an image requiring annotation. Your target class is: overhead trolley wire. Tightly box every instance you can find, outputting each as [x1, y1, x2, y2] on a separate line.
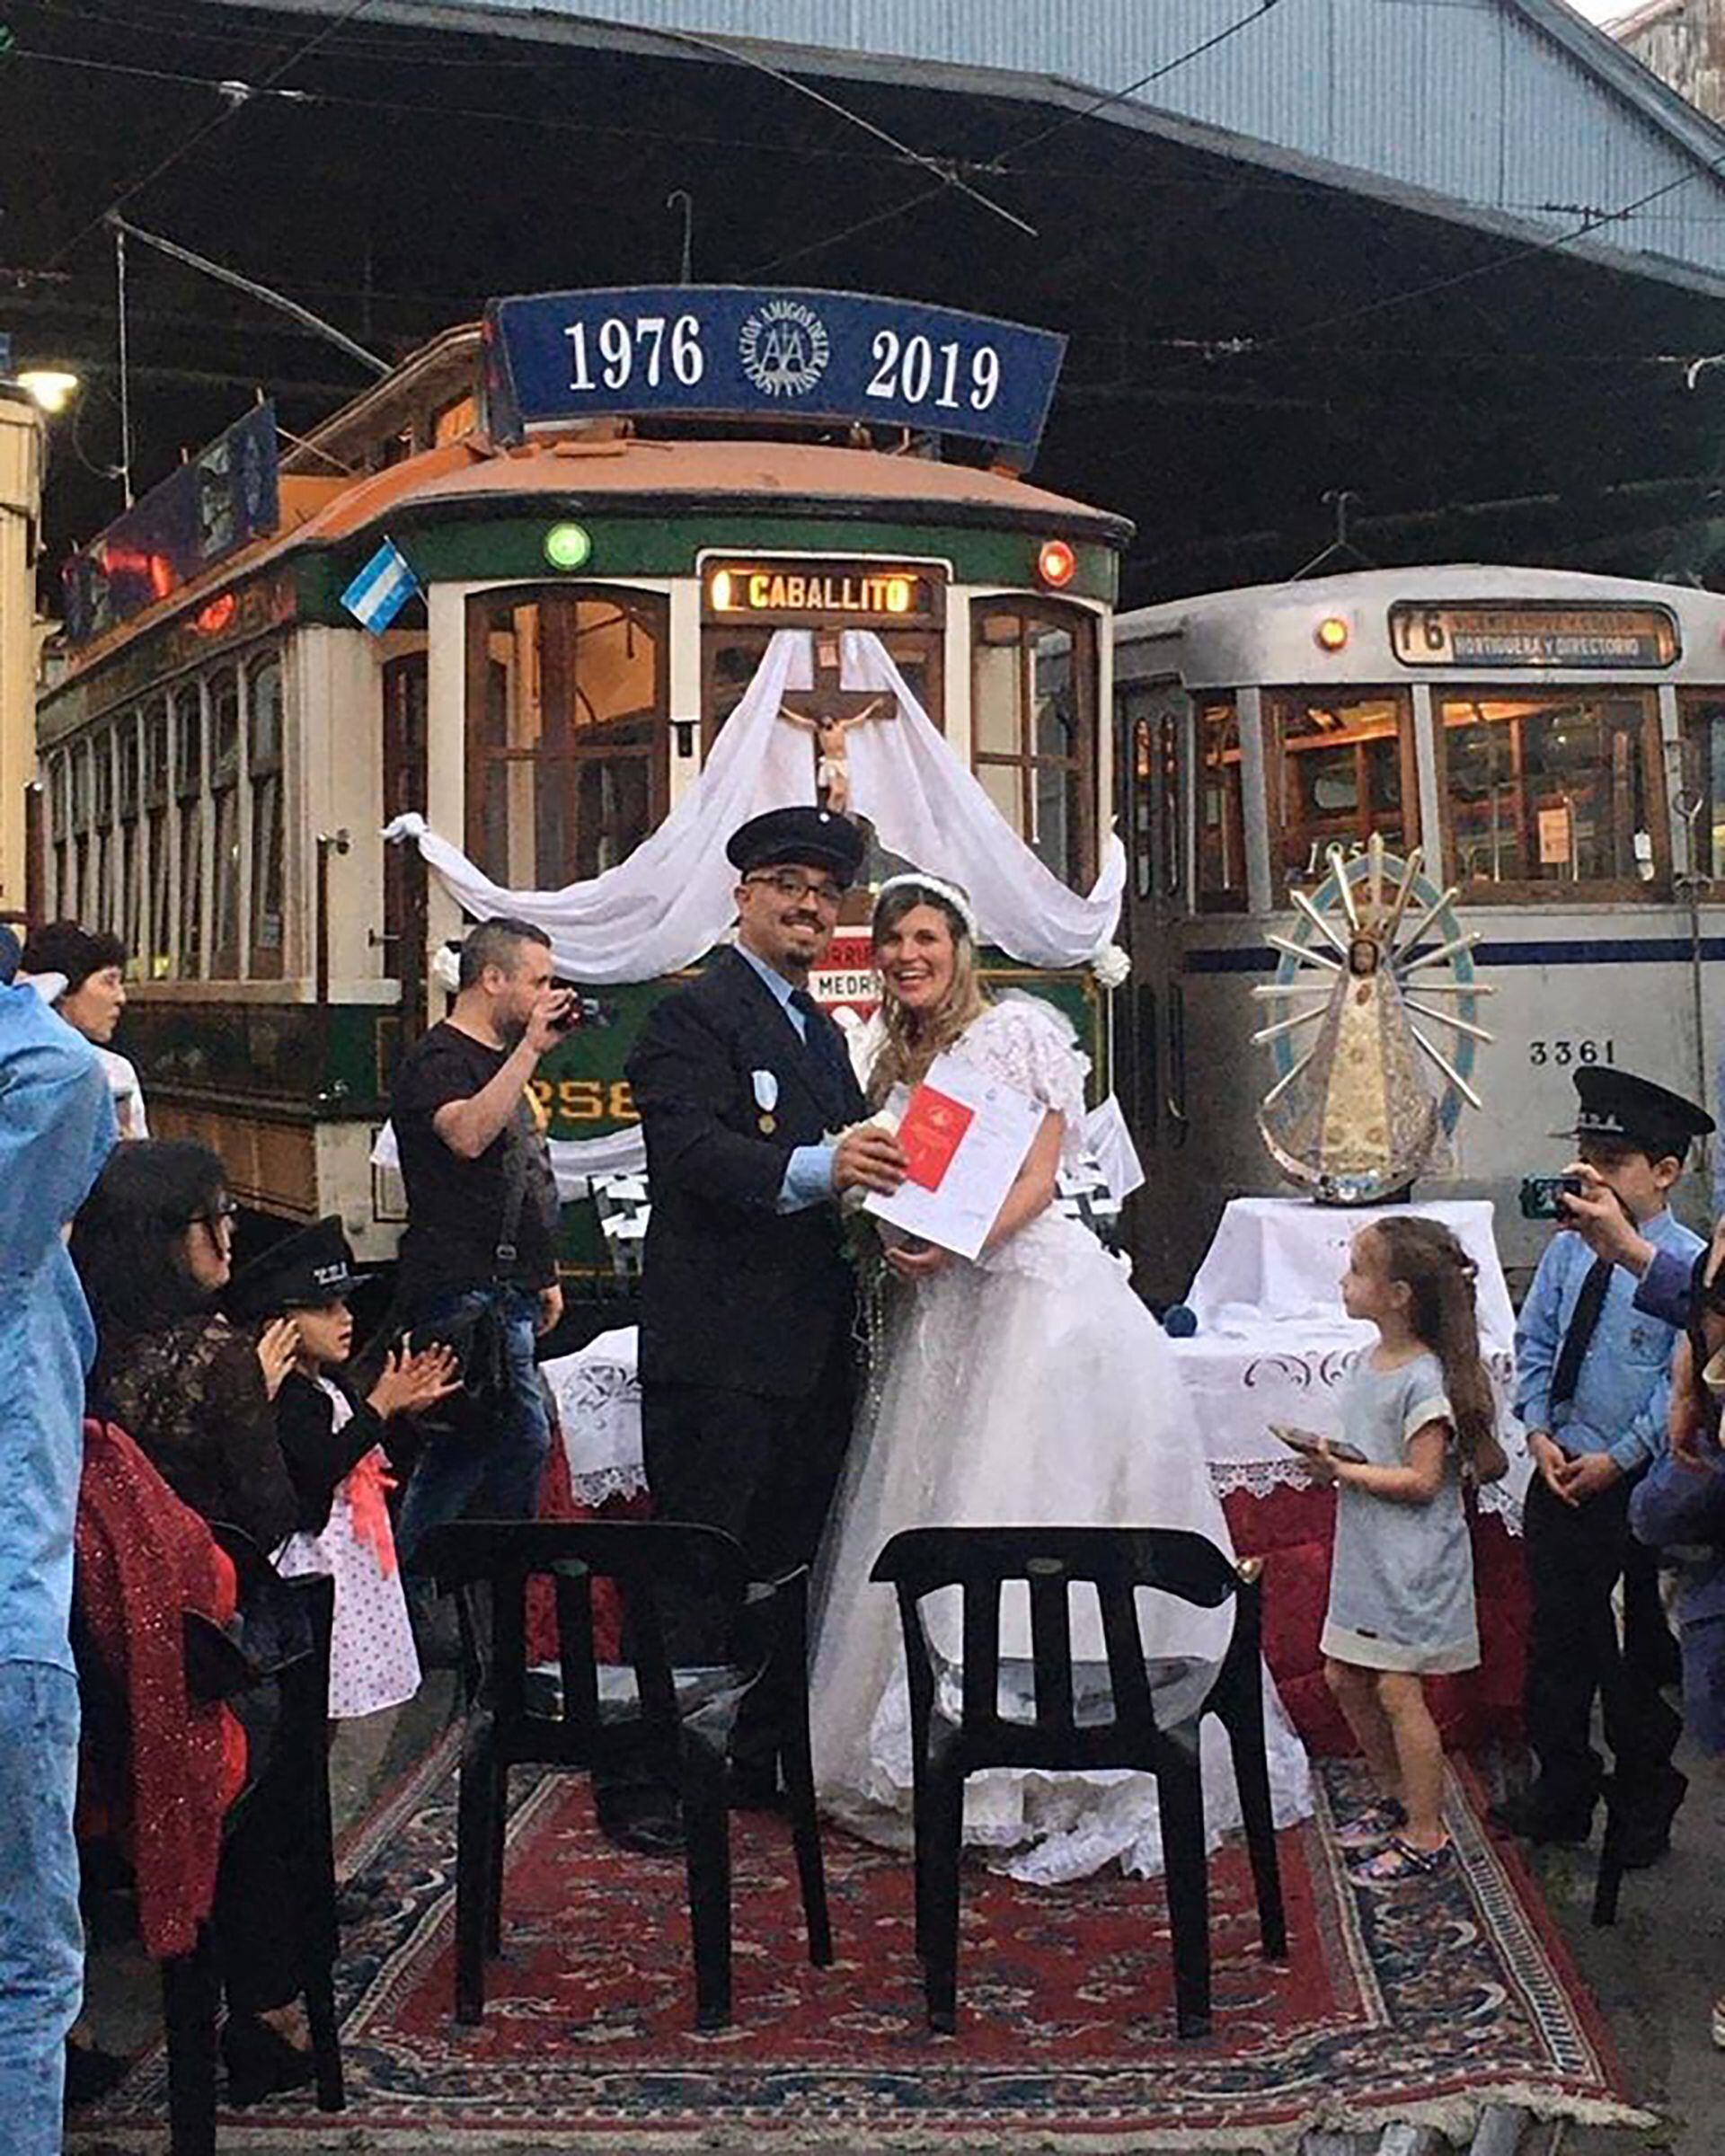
[40, 0, 377, 271]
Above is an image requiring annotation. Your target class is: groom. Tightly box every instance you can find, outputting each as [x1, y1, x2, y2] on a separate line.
[615, 807, 906, 1848]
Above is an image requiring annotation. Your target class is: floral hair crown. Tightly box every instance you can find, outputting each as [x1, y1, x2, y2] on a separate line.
[872, 872, 981, 943]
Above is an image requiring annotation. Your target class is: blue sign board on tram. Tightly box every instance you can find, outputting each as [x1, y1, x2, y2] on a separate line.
[484, 287, 1066, 464]
[62, 402, 279, 644]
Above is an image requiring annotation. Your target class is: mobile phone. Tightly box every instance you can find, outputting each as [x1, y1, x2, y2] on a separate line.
[546, 981, 583, 1033]
[1518, 1172, 1585, 1221]
[1269, 1424, 1366, 1464]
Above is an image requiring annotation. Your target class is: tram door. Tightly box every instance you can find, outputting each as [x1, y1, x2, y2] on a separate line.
[1115, 679, 1187, 1294]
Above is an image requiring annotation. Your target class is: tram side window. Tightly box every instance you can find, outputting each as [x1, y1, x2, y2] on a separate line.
[1439, 690, 1665, 893]
[117, 716, 141, 965]
[173, 684, 204, 976]
[248, 653, 286, 977]
[208, 669, 243, 978]
[91, 729, 115, 933]
[48, 753, 69, 919]
[1197, 699, 1246, 913]
[144, 700, 172, 979]
[1266, 690, 1416, 894]
[69, 739, 91, 923]
[1679, 696, 1725, 879]
[466, 587, 668, 886]
[970, 599, 1096, 890]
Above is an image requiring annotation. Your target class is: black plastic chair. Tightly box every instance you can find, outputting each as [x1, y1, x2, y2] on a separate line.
[75, 1561, 342, 2154]
[422, 1518, 832, 2031]
[871, 1525, 1287, 2039]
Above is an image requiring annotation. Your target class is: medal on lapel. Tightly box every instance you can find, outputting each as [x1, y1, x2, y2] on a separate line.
[752, 1067, 780, 1135]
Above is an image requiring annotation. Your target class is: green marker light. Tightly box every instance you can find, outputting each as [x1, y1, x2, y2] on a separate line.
[544, 522, 592, 570]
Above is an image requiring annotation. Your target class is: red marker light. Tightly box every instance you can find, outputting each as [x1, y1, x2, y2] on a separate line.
[194, 594, 236, 634]
[1037, 539, 1076, 588]
[1314, 614, 1349, 652]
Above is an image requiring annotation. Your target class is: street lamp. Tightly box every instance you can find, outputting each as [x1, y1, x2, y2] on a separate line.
[15, 369, 80, 415]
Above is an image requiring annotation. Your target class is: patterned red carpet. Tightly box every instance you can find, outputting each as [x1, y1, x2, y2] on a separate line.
[79, 1740, 1649, 2152]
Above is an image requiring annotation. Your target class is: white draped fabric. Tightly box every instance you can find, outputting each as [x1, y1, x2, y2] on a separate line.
[370, 1117, 646, 1201]
[382, 628, 1125, 979]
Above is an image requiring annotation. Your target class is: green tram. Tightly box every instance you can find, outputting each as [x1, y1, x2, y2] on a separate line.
[34, 287, 1130, 1296]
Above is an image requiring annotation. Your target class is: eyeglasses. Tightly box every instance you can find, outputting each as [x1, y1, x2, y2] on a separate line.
[192, 1197, 239, 1235]
[745, 870, 845, 909]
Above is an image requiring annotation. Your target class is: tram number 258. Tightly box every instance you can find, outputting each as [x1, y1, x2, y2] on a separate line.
[1527, 1039, 1614, 1068]
[532, 1078, 638, 1123]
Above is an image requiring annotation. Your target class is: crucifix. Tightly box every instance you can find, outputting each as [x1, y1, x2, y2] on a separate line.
[777, 632, 892, 815]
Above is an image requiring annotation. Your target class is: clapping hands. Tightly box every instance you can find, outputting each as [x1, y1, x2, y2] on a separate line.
[255, 1317, 300, 1400]
[367, 1342, 464, 1421]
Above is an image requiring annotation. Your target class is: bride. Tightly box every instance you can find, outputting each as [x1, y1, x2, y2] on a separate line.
[809, 872, 1312, 1883]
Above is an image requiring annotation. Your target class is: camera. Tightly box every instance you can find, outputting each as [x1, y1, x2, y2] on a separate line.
[546, 981, 584, 1033]
[1518, 1172, 1586, 1221]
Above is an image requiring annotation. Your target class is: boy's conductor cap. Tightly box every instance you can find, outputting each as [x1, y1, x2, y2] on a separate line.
[1556, 1066, 1714, 1158]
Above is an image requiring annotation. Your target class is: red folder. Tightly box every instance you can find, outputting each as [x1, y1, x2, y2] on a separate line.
[898, 1084, 975, 1191]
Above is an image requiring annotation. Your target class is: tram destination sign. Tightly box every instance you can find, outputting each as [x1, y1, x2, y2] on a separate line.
[483, 287, 1066, 462]
[1389, 602, 1679, 669]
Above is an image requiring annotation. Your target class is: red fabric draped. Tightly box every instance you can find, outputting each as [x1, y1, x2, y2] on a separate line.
[75, 1418, 247, 1959]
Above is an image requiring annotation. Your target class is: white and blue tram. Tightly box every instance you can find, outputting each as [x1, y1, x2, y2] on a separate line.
[1113, 565, 1725, 1295]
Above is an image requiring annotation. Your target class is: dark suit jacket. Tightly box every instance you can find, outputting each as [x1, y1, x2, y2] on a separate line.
[627, 947, 867, 1398]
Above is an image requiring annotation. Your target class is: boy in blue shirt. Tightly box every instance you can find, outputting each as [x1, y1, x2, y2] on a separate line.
[1498, 1065, 1709, 1866]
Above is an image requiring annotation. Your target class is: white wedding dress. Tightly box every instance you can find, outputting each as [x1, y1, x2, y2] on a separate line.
[809, 995, 1313, 1883]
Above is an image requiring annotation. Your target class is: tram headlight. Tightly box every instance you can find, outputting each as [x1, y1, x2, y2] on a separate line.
[1314, 614, 1349, 652]
[1037, 539, 1076, 589]
[544, 521, 592, 570]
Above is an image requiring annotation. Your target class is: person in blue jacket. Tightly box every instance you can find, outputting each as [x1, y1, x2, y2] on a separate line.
[1495, 1066, 1708, 1864]
[0, 927, 116, 2148]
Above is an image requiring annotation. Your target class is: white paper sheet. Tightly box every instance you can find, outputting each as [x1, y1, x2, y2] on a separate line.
[862, 1051, 1045, 1260]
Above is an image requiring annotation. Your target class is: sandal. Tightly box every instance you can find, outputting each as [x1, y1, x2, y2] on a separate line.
[1336, 1798, 1407, 1851]
[1348, 1834, 1454, 1885]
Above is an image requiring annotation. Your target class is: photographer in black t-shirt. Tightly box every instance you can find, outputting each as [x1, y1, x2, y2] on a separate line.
[390, 918, 571, 1584]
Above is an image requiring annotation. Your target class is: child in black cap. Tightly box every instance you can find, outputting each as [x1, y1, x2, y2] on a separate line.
[227, 1219, 458, 1721]
[1497, 1065, 1712, 1865]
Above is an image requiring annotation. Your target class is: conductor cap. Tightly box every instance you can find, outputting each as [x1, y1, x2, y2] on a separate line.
[726, 807, 865, 887]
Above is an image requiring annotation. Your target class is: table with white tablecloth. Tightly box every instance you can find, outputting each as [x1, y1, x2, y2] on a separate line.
[541, 1328, 646, 1508]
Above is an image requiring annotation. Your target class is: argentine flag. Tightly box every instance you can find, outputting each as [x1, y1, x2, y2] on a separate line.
[341, 538, 420, 634]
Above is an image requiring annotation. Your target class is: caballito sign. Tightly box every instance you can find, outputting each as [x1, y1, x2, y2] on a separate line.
[484, 287, 1066, 463]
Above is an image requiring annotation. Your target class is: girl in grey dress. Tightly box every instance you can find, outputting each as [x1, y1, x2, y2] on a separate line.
[1303, 1216, 1499, 1884]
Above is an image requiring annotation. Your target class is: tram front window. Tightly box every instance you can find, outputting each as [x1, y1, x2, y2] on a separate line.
[970, 599, 1095, 890]
[1266, 690, 1415, 893]
[1439, 690, 1665, 893]
[466, 587, 668, 886]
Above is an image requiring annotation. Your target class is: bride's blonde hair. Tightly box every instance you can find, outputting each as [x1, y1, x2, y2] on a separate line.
[869, 879, 990, 1104]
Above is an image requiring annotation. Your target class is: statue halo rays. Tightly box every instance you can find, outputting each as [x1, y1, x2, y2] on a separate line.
[1254, 834, 1495, 1206]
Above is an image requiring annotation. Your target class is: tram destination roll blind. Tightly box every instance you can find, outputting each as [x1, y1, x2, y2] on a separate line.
[1388, 602, 1680, 668]
[483, 287, 1066, 462]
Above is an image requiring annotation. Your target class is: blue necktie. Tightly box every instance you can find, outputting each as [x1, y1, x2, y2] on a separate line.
[790, 989, 853, 1123]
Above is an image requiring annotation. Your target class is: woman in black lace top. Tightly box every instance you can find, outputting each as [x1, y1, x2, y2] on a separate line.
[71, 1140, 318, 2102]
[73, 1142, 299, 1552]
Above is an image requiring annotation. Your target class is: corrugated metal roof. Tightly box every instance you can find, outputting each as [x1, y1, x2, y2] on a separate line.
[338, 0, 1725, 281]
